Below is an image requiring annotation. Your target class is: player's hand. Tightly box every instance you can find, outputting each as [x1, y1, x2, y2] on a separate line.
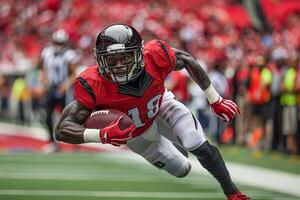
[210, 97, 240, 123]
[100, 116, 135, 146]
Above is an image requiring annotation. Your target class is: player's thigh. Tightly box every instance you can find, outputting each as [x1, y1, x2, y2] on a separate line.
[127, 124, 191, 178]
[158, 91, 207, 151]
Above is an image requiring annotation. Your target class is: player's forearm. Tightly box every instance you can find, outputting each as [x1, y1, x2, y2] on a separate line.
[172, 48, 211, 90]
[55, 101, 93, 144]
[56, 120, 103, 144]
[184, 59, 211, 91]
[55, 120, 85, 144]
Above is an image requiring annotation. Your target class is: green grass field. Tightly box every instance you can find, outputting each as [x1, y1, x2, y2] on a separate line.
[219, 145, 300, 174]
[0, 152, 298, 200]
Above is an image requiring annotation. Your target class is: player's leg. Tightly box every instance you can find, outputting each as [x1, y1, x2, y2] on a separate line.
[45, 89, 55, 142]
[158, 90, 207, 150]
[126, 122, 191, 178]
[158, 91, 239, 195]
[42, 88, 61, 153]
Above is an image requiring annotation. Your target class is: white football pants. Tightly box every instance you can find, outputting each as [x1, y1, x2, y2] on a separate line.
[127, 90, 207, 177]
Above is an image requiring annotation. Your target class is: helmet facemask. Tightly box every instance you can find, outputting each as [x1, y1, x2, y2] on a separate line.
[95, 43, 144, 84]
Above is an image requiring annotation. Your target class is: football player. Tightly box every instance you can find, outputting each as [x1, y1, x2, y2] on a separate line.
[55, 24, 250, 200]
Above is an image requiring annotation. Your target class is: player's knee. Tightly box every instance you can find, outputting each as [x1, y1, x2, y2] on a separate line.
[173, 161, 191, 178]
[145, 145, 191, 178]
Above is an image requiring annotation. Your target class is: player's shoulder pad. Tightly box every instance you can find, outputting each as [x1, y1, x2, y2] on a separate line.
[77, 65, 100, 81]
[144, 39, 176, 69]
[73, 65, 100, 110]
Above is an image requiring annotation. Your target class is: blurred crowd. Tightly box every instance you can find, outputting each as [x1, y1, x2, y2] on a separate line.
[0, 0, 300, 154]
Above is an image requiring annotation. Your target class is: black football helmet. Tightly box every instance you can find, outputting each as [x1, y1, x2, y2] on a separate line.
[94, 24, 144, 84]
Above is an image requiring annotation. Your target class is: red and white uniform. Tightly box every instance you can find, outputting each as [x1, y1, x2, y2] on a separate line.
[74, 40, 175, 138]
[74, 40, 207, 177]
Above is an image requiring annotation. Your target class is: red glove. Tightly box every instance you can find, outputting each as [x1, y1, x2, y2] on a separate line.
[100, 116, 135, 146]
[210, 97, 240, 123]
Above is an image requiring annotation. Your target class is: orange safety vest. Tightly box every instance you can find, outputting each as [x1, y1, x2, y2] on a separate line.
[248, 66, 270, 105]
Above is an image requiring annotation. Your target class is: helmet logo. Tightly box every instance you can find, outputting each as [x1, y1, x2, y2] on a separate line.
[107, 44, 125, 53]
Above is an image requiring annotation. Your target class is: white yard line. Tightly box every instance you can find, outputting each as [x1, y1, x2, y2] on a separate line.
[188, 156, 300, 197]
[223, 162, 300, 198]
[1, 122, 300, 197]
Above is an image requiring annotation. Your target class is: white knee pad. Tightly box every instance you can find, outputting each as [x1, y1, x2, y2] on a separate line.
[141, 140, 191, 178]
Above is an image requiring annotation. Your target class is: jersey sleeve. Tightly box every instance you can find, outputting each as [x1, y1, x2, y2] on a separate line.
[144, 40, 176, 79]
[73, 76, 97, 110]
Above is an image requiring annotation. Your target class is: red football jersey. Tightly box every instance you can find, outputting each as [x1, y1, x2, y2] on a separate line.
[73, 40, 176, 137]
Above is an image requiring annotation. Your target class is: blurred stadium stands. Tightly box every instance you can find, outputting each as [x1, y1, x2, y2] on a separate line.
[0, 0, 300, 154]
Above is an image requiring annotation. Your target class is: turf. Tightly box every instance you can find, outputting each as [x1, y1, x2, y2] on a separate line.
[219, 145, 300, 174]
[0, 152, 298, 200]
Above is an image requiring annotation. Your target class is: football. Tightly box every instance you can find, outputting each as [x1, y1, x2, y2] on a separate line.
[84, 109, 134, 130]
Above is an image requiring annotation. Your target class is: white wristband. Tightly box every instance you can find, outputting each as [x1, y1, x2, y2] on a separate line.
[83, 128, 101, 143]
[203, 84, 220, 104]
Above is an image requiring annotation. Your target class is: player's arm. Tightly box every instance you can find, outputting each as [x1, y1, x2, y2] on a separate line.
[67, 62, 79, 86]
[55, 100, 134, 146]
[172, 48, 240, 122]
[55, 101, 92, 144]
[38, 51, 50, 88]
[58, 62, 78, 95]
[172, 48, 211, 90]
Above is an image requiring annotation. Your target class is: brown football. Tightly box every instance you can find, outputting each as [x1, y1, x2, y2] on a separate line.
[84, 109, 134, 130]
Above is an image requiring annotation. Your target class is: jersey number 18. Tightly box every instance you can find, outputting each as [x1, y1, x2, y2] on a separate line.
[127, 94, 162, 128]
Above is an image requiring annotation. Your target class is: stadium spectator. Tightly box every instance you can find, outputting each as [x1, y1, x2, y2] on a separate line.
[247, 57, 271, 150]
[0, 75, 10, 118]
[269, 47, 287, 151]
[281, 55, 298, 154]
[11, 74, 30, 124]
[258, 56, 273, 150]
[232, 60, 250, 145]
[296, 54, 300, 154]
